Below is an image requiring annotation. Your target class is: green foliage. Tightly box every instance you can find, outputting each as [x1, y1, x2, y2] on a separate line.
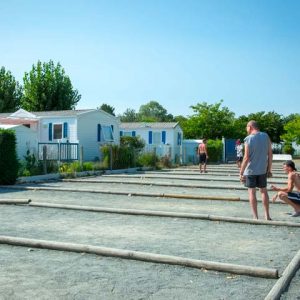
[183, 100, 235, 139]
[207, 139, 223, 162]
[282, 142, 295, 155]
[138, 101, 174, 122]
[281, 116, 300, 144]
[120, 136, 145, 152]
[21, 60, 81, 111]
[101, 145, 135, 169]
[0, 66, 22, 112]
[246, 111, 284, 143]
[59, 161, 94, 174]
[119, 108, 139, 122]
[98, 103, 115, 116]
[137, 152, 159, 168]
[0, 129, 18, 184]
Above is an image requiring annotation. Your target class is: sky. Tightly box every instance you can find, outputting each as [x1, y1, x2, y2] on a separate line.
[1, 0, 299, 117]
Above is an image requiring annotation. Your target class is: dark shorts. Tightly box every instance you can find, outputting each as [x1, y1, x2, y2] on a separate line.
[237, 157, 243, 162]
[245, 174, 267, 188]
[199, 153, 207, 164]
[287, 192, 300, 204]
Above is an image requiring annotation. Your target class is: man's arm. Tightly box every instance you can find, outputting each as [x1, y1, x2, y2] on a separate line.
[271, 173, 295, 193]
[239, 143, 249, 180]
[267, 138, 273, 176]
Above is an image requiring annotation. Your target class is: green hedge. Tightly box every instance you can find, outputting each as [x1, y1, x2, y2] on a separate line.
[207, 139, 223, 162]
[0, 129, 18, 184]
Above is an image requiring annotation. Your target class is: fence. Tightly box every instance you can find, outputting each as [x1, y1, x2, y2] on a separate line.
[38, 143, 79, 161]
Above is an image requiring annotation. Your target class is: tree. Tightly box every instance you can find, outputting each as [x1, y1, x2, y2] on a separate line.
[138, 101, 174, 122]
[21, 60, 81, 111]
[98, 103, 115, 116]
[183, 100, 235, 139]
[281, 116, 300, 144]
[119, 108, 139, 122]
[246, 111, 284, 143]
[0, 67, 22, 113]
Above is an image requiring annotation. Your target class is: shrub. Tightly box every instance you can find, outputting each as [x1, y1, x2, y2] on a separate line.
[0, 129, 18, 184]
[101, 144, 135, 169]
[137, 152, 159, 168]
[282, 142, 295, 155]
[207, 139, 223, 162]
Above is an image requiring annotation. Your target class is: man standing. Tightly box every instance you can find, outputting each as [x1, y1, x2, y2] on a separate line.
[271, 160, 300, 217]
[198, 138, 208, 173]
[239, 120, 273, 220]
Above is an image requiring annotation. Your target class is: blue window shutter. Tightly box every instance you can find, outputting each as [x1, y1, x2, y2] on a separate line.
[132, 131, 136, 137]
[97, 124, 102, 141]
[111, 125, 114, 132]
[48, 123, 52, 141]
[148, 131, 152, 144]
[177, 132, 182, 145]
[63, 122, 68, 138]
[120, 130, 123, 137]
[162, 131, 166, 144]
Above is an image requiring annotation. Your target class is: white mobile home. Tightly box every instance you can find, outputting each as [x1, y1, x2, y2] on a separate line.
[0, 109, 120, 161]
[0, 124, 38, 161]
[120, 122, 183, 163]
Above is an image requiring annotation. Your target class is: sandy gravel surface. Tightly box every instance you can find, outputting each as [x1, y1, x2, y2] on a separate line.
[0, 163, 299, 299]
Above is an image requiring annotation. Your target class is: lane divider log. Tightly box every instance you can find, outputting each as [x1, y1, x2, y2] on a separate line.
[28, 202, 300, 228]
[0, 235, 278, 279]
[265, 249, 300, 300]
[0, 199, 31, 204]
[1, 185, 240, 201]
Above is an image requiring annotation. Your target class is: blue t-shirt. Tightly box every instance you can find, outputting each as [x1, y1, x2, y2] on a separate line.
[244, 132, 270, 176]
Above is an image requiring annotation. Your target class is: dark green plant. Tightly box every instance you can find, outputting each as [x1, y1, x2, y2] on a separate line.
[0, 129, 18, 184]
[282, 143, 295, 155]
[137, 152, 159, 168]
[207, 139, 223, 162]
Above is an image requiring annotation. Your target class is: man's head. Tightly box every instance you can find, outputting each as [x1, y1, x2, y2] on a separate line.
[283, 160, 297, 171]
[246, 120, 259, 134]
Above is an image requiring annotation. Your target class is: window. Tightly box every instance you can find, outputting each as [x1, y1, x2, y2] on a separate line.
[102, 125, 113, 141]
[153, 132, 161, 144]
[53, 124, 62, 139]
[97, 124, 114, 142]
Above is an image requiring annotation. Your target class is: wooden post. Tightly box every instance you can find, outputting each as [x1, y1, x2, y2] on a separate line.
[42, 145, 47, 174]
[80, 146, 84, 171]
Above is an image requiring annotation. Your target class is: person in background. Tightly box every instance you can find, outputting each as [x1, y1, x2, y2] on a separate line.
[198, 138, 208, 173]
[239, 120, 273, 220]
[235, 139, 243, 169]
[271, 160, 300, 217]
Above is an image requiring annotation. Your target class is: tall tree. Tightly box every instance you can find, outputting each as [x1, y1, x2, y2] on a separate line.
[21, 60, 81, 111]
[246, 111, 284, 143]
[138, 101, 174, 122]
[98, 103, 115, 116]
[0, 67, 22, 113]
[119, 108, 139, 122]
[183, 100, 235, 139]
[281, 115, 300, 144]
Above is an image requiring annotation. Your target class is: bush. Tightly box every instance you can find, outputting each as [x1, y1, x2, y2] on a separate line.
[207, 139, 223, 162]
[101, 144, 135, 169]
[282, 142, 295, 155]
[0, 129, 18, 184]
[137, 152, 159, 168]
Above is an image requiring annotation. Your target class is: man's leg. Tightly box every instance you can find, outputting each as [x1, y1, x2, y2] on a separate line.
[260, 187, 271, 220]
[248, 188, 258, 219]
[278, 192, 300, 213]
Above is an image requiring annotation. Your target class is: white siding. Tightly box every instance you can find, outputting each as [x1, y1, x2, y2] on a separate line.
[0, 125, 38, 161]
[39, 117, 77, 143]
[77, 110, 120, 161]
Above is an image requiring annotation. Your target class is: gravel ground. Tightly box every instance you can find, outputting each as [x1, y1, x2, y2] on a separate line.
[0, 163, 299, 300]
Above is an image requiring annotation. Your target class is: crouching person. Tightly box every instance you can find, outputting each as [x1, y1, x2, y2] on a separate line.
[271, 160, 300, 217]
